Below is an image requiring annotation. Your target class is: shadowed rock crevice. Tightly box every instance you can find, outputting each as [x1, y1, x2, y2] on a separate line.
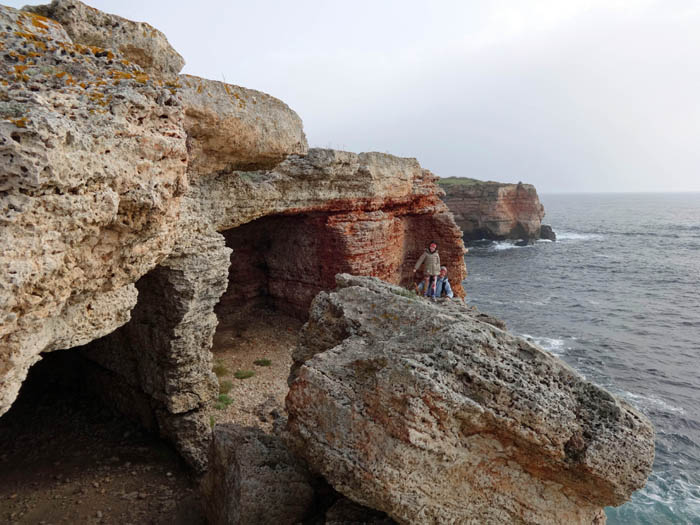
[0, 350, 204, 523]
[73, 232, 230, 471]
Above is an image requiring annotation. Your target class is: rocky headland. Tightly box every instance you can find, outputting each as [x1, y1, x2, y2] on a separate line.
[1, 1, 652, 523]
[439, 177, 556, 242]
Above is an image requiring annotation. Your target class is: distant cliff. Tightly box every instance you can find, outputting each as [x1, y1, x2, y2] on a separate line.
[438, 177, 555, 241]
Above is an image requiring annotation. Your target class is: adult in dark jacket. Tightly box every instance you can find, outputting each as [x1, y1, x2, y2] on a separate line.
[418, 266, 454, 299]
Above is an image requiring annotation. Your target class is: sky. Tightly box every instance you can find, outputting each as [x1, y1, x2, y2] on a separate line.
[7, 0, 700, 192]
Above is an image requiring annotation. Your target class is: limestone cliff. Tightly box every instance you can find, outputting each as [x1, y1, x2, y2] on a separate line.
[439, 177, 552, 241]
[286, 275, 655, 524]
[0, 4, 188, 420]
[0, 0, 466, 469]
[0, 3, 655, 522]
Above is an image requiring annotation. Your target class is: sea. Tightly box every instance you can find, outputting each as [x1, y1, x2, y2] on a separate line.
[462, 192, 700, 524]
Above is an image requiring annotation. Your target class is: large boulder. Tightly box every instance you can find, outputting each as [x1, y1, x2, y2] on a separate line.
[540, 224, 557, 241]
[23, 0, 185, 78]
[286, 275, 655, 524]
[180, 75, 308, 176]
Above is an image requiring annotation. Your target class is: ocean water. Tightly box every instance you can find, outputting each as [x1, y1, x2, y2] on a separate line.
[462, 193, 700, 524]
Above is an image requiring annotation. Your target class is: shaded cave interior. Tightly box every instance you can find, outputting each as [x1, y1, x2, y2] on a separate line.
[215, 213, 345, 322]
[0, 348, 203, 523]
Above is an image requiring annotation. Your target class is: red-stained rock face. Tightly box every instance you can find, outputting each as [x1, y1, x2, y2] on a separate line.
[439, 180, 545, 240]
[215, 180, 467, 321]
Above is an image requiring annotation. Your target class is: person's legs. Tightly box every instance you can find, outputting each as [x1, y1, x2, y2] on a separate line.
[422, 275, 431, 296]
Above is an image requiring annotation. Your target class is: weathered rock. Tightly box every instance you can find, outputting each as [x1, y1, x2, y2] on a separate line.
[201, 424, 315, 525]
[78, 230, 231, 471]
[0, 4, 187, 418]
[540, 224, 557, 241]
[186, 148, 468, 316]
[180, 74, 308, 175]
[439, 178, 547, 241]
[24, 0, 185, 78]
[286, 275, 655, 524]
[0, 2, 469, 473]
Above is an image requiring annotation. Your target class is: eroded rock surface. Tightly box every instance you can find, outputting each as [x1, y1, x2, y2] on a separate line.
[201, 424, 315, 525]
[1, 1, 466, 471]
[78, 230, 231, 471]
[24, 0, 185, 78]
[0, 4, 187, 417]
[187, 148, 468, 315]
[439, 178, 547, 241]
[180, 75, 308, 175]
[286, 275, 655, 524]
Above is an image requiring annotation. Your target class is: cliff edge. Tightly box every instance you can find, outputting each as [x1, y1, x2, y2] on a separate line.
[0, 0, 465, 470]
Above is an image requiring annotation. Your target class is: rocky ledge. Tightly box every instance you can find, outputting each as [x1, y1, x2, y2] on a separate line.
[286, 275, 655, 524]
[439, 177, 555, 241]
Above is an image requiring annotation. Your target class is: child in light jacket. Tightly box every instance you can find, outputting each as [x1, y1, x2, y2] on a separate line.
[413, 241, 440, 296]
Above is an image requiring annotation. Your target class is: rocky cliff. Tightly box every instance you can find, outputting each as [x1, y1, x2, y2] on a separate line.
[0, 2, 655, 521]
[439, 177, 554, 241]
[0, 0, 466, 469]
[286, 275, 655, 524]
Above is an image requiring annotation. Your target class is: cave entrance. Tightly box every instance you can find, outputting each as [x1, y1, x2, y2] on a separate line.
[0, 349, 202, 524]
[208, 213, 335, 429]
[215, 213, 343, 321]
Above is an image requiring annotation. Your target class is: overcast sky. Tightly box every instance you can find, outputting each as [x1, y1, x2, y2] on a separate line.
[9, 0, 700, 192]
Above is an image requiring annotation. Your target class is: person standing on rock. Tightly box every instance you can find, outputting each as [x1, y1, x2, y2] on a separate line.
[413, 241, 440, 297]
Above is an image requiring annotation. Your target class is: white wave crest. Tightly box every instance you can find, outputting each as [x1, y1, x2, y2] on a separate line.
[619, 390, 685, 415]
[521, 334, 566, 355]
[556, 231, 604, 241]
[489, 242, 534, 251]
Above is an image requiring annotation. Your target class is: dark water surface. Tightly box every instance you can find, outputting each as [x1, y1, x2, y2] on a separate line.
[463, 193, 700, 524]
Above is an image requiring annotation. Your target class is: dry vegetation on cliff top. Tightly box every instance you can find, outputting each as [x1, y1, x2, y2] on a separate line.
[437, 176, 484, 185]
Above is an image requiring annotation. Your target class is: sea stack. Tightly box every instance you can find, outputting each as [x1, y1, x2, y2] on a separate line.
[438, 177, 555, 242]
